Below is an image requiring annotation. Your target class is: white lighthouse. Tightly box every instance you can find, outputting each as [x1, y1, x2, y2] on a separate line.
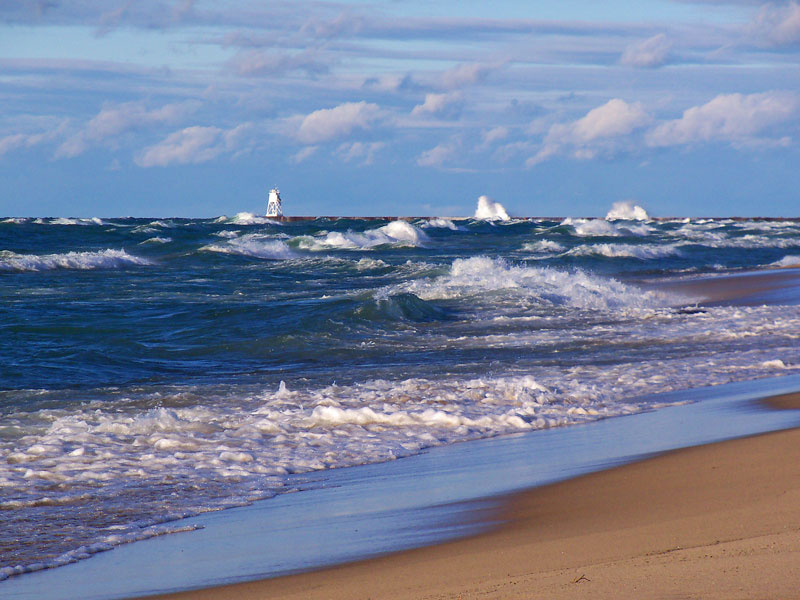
[265, 188, 283, 218]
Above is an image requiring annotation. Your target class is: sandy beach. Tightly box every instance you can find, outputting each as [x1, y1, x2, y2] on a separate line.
[144, 393, 800, 600]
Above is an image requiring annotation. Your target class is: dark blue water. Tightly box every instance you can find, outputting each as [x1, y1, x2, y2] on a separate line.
[2, 212, 800, 579]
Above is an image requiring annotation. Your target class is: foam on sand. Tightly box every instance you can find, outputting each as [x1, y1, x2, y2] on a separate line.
[474, 196, 510, 221]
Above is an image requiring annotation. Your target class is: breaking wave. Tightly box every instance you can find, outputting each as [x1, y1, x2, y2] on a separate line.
[568, 243, 683, 259]
[201, 235, 296, 260]
[390, 256, 677, 310]
[606, 201, 650, 220]
[0, 249, 152, 272]
[297, 221, 429, 251]
[474, 196, 510, 221]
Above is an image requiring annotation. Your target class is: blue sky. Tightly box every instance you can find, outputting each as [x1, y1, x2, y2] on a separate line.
[1, 0, 799, 217]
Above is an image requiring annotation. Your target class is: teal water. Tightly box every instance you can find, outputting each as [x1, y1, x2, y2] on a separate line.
[2, 213, 800, 579]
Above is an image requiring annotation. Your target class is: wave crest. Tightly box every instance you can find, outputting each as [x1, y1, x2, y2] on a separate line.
[0, 249, 152, 272]
[395, 256, 675, 310]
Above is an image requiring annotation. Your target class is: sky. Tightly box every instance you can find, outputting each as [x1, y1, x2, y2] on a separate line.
[1, 0, 799, 217]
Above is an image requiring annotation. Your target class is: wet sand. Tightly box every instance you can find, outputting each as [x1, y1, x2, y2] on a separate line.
[146, 392, 800, 600]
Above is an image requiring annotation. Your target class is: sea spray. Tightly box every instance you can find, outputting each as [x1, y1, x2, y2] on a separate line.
[606, 201, 650, 220]
[474, 195, 510, 221]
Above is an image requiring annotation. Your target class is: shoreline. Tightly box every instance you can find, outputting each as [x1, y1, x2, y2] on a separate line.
[4, 376, 800, 600]
[144, 392, 800, 600]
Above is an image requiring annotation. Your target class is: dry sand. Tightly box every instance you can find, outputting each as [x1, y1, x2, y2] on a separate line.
[146, 395, 800, 600]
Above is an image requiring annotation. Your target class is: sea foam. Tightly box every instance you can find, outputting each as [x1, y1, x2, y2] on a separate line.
[0, 249, 152, 272]
[393, 256, 676, 310]
[606, 201, 650, 220]
[297, 221, 429, 251]
[474, 195, 510, 221]
[201, 234, 296, 260]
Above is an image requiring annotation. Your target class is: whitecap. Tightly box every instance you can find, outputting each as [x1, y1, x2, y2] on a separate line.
[424, 218, 462, 231]
[567, 243, 682, 259]
[770, 255, 800, 268]
[606, 201, 649, 220]
[228, 212, 282, 226]
[391, 256, 677, 310]
[140, 237, 172, 245]
[201, 235, 296, 260]
[0, 249, 153, 272]
[297, 221, 429, 251]
[521, 240, 566, 253]
[474, 195, 510, 221]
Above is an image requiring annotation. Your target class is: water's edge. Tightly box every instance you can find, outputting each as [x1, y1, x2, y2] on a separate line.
[4, 373, 800, 600]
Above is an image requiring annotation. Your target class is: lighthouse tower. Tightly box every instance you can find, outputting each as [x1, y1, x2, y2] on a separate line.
[265, 188, 283, 218]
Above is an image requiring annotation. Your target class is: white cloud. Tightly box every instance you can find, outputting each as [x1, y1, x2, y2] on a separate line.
[440, 61, 504, 90]
[482, 126, 510, 146]
[646, 91, 799, 147]
[228, 49, 329, 76]
[295, 101, 381, 144]
[291, 146, 319, 164]
[56, 101, 192, 158]
[620, 34, 671, 68]
[136, 123, 251, 167]
[0, 121, 68, 157]
[417, 141, 458, 167]
[0, 131, 48, 156]
[752, 1, 800, 46]
[528, 99, 651, 166]
[337, 141, 385, 164]
[411, 92, 463, 117]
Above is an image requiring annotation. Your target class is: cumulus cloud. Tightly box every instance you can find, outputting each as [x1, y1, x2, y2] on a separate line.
[295, 101, 381, 144]
[416, 141, 455, 167]
[291, 146, 319, 164]
[646, 91, 799, 147]
[620, 34, 672, 68]
[56, 101, 192, 158]
[411, 92, 463, 117]
[528, 98, 651, 166]
[482, 126, 510, 146]
[136, 123, 251, 167]
[0, 119, 69, 158]
[1, 129, 56, 156]
[440, 61, 504, 90]
[752, 1, 800, 46]
[337, 141, 385, 164]
[228, 49, 329, 77]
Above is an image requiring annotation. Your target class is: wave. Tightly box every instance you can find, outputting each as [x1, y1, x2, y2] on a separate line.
[770, 255, 800, 268]
[355, 292, 452, 322]
[605, 201, 650, 220]
[32, 217, 105, 226]
[423, 218, 463, 231]
[0, 249, 153, 272]
[224, 212, 283, 226]
[474, 196, 510, 221]
[140, 237, 172, 245]
[521, 240, 566, 253]
[567, 243, 683, 259]
[562, 218, 652, 237]
[297, 221, 429, 251]
[201, 234, 296, 260]
[214, 230, 241, 239]
[391, 256, 677, 310]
